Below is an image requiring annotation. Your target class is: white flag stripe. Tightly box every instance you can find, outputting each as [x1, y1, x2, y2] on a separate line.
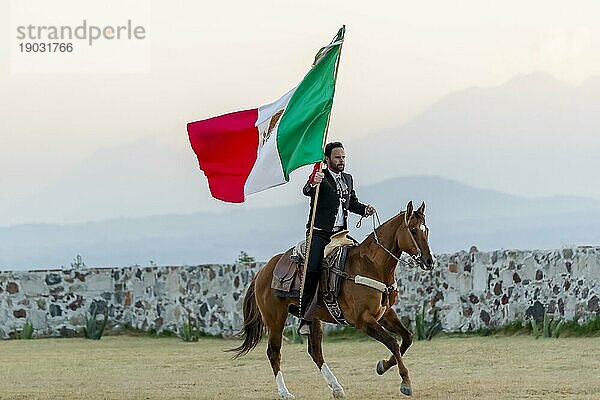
[244, 127, 286, 196]
[244, 87, 297, 197]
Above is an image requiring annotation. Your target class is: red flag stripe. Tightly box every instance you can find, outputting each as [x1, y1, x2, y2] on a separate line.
[187, 109, 259, 203]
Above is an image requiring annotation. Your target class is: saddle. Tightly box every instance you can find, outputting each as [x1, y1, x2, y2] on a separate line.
[271, 230, 356, 324]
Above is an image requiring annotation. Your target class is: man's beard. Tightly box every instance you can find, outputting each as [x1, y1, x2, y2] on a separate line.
[330, 163, 344, 173]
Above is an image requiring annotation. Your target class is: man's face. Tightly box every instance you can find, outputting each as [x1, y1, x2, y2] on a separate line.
[326, 147, 345, 173]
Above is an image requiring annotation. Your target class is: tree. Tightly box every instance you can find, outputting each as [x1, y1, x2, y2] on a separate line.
[237, 251, 255, 264]
[71, 254, 86, 269]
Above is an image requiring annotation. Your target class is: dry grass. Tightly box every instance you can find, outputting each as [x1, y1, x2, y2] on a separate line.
[1, 335, 599, 399]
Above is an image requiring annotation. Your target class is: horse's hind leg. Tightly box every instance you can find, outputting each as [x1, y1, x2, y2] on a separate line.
[376, 308, 414, 376]
[358, 316, 413, 396]
[307, 320, 345, 398]
[255, 259, 295, 399]
[264, 302, 295, 399]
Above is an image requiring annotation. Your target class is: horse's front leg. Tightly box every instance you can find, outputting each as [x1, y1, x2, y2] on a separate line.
[307, 319, 345, 398]
[357, 314, 413, 396]
[376, 308, 414, 376]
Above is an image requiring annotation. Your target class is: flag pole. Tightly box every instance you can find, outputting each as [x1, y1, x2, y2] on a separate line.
[298, 26, 345, 321]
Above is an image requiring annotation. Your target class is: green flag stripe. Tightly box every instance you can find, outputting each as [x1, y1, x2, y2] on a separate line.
[276, 41, 341, 180]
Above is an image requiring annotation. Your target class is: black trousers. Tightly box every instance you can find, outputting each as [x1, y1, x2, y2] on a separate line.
[300, 229, 332, 321]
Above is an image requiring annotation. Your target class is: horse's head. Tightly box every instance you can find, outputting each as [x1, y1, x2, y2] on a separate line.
[397, 201, 434, 270]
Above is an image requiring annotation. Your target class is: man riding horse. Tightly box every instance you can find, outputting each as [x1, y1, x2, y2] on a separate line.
[230, 141, 435, 398]
[299, 141, 375, 335]
[231, 198, 434, 398]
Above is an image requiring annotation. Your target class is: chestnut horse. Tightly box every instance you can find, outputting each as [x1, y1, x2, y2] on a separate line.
[230, 201, 434, 398]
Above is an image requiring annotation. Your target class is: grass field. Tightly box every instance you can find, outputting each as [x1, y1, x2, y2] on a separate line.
[1, 335, 600, 399]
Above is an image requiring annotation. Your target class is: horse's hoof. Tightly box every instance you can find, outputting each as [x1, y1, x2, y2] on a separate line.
[400, 384, 412, 396]
[376, 360, 386, 375]
[332, 388, 346, 398]
[279, 393, 295, 399]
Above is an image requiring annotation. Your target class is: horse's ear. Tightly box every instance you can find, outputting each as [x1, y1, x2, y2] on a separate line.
[418, 201, 425, 214]
[405, 201, 414, 225]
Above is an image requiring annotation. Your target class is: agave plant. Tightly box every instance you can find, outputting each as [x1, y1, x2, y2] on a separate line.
[83, 304, 109, 340]
[16, 322, 34, 339]
[530, 311, 563, 339]
[542, 312, 564, 338]
[415, 301, 443, 341]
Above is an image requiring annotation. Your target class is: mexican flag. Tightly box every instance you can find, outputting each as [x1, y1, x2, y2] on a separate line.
[187, 27, 344, 203]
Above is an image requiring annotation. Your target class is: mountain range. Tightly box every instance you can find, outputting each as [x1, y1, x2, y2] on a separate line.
[1, 175, 599, 270]
[350, 73, 600, 199]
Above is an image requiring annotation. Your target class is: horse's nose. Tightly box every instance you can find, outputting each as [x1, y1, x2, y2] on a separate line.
[426, 257, 434, 268]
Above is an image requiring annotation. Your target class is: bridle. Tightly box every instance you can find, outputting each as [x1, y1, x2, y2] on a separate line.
[357, 210, 428, 269]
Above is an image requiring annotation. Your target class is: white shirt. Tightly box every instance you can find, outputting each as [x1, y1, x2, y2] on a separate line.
[329, 170, 345, 228]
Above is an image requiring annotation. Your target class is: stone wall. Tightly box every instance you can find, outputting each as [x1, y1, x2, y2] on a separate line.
[1, 247, 599, 339]
[0, 264, 254, 338]
[397, 247, 599, 331]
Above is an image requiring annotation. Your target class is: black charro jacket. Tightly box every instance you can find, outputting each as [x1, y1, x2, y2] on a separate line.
[303, 169, 367, 232]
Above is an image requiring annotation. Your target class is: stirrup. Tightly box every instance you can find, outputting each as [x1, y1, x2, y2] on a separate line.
[298, 324, 311, 336]
[298, 319, 311, 336]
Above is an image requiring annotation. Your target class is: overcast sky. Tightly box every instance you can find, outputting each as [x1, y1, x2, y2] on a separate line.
[1, 0, 600, 225]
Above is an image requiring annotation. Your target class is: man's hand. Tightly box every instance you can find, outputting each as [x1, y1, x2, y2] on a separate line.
[312, 171, 324, 185]
[365, 205, 376, 216]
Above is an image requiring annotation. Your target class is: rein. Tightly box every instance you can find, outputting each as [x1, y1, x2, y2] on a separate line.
[356, 211, 422, 269]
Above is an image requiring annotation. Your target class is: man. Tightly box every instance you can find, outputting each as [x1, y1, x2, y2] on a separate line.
[299, 141, 375, 335]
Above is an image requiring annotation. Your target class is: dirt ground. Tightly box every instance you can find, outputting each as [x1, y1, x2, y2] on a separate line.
[1, 335, 599, 399]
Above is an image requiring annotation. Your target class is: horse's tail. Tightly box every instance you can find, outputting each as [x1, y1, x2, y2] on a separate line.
[227, 278, 264, 359]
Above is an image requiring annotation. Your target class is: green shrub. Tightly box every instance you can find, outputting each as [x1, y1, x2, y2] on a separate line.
[499, 320, 526, 335]
[456, 317, 599, 338]
[158, 329, 177, 338]
[283, 325, 304, 344]
[473, 326, 493, 337]
[323, 326, 369, 342]
[180, 318, 200, 342]
[83, 305, 109, 340]
[559, 317, 600, 337]
[530, 318, 541, 339]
